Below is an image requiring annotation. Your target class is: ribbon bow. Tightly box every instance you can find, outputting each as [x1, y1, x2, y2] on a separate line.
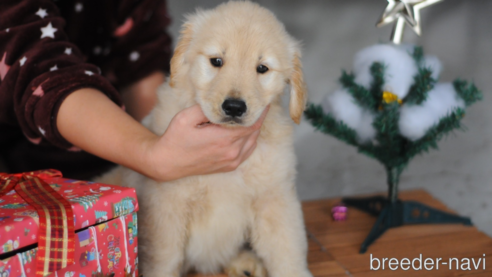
[0, 170, 75, 277]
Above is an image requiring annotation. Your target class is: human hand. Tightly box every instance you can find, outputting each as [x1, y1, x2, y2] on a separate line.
[58, 88, 268, 182]
[145, 104, 270, 182]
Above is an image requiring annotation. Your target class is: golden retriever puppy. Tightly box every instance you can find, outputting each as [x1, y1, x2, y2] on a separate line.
[99, 1, 311, 277]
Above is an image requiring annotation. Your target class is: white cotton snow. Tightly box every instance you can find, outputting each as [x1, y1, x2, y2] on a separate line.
[353, 44, 418, 99]
[396, 43, 417, 54]
[422, 55, 442, 80]
[319, 44, 455, 143]
[397, 44, 442, 80]
[321, 88, 376, 143]
[399, 83, 465, 141]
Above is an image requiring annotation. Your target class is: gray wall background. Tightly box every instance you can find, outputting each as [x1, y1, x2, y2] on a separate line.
[167, 0, 492, 236]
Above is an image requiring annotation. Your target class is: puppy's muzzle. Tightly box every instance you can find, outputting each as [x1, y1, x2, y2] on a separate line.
[222, 98, 247, 117]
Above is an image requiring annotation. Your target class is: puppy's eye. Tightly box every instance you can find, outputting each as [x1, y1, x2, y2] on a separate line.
[256, 64, 268, 74]
[210, 58, 223, 67]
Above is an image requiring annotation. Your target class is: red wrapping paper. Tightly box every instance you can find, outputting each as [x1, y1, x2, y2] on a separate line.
[21, 212, 139, 276]
[0, 176, 138, 253]
[0, 171, 139, 276]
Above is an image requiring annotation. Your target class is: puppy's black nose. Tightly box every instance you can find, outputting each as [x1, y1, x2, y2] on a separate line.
[222, 99, 247, 117]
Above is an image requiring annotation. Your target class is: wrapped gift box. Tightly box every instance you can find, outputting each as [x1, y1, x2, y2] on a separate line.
[0, 171, 139, 277]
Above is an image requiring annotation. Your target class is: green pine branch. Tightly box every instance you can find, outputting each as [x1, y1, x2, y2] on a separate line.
[411, 46, 424, 64]
[304, 103, 380, 164]
[404, 67, 436, 105]
[453, 79, 483, 106]
[306, 45, 482, 181]
[372, 103, 406, 166]
[339, 71, 378, 110]
[404, 108, 465, 159]
[304, 104, 359, 147]
[405, 46, 438, 105]
[369, 62, 385, 100]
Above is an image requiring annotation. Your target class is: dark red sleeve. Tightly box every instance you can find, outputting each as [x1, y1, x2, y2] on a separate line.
[58, 0, 174, 89]
[105, 0, 173, 88]
[0, 0, 123, 149]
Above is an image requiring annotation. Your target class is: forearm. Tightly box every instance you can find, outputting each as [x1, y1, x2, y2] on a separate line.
[121, 71, 166, 121]
[0, 1, 122, 148]
[57, 88, 268, 183]
[57, 88, 159, 177]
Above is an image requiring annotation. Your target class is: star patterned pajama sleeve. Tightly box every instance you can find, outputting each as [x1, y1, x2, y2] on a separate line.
[0, 0, 173, 179]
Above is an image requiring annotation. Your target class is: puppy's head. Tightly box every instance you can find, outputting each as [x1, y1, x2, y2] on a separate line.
[170, 1, 307, 126]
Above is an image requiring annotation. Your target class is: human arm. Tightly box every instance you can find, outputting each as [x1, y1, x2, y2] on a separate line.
[57, 88, 267, 182]
[1, 0, 265, 181]
[0, 0, 123, 149]
[0, 0, 171, 147]
[120, 71, 165, 121]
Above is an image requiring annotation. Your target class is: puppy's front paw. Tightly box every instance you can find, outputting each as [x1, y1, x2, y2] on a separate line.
[225, 250, 267, 277]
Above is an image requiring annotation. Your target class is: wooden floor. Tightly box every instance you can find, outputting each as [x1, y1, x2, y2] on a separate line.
[189, 190, 492, 277]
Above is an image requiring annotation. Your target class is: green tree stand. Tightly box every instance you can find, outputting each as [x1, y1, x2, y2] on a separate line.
[342, 167, 472, 254]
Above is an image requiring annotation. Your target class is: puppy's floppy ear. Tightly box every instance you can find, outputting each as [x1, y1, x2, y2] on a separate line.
[288, 49, 307, 124]
[169, 22, 194, 87]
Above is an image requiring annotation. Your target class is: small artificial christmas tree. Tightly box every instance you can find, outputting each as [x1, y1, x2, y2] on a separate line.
[305, 44, 482, 253]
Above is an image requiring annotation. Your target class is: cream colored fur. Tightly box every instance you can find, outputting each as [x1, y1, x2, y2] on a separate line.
[97, 2, 311, 277]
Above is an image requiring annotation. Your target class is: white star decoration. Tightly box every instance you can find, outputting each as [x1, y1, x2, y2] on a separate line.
[75, 3, 83, 13]
[85, 70, 94, 76]
[64, 47, 72, 55]
[40, 22, 57, 39]
[378, 0, 416, 28]
[35, 8, 48, 19]
[5, 28, 9, 33]
[50, 65, 58, 71]
[410, 0, 442, 35]
[19, 56, 27, 66]
[377, 0, 442, 44]
[129, 51, 140, 62]
[93, 46, 102, 55]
